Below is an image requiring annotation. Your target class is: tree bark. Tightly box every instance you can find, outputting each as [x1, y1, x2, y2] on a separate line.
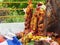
[46, 0, 60, 37]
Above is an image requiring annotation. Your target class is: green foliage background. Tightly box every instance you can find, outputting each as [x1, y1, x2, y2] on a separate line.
[0, 0, 45, 23]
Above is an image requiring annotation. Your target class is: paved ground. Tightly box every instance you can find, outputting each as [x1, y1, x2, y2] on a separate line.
[0, 22, 25, 34]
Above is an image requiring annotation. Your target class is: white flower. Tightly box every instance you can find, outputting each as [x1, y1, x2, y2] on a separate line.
[40, 5, 46, 10]
[23, 8, 27, 14]
[46, 37, 52, 41]
[40, 37, 45, 40]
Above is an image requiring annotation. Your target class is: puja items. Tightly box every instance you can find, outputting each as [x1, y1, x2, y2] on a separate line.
[20, 31, 59, 45]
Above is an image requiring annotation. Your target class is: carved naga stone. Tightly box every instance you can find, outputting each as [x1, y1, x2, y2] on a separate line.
[30, 2, 46, 36]
[23, 0, 33, 34]
[24, 1, 46, 36]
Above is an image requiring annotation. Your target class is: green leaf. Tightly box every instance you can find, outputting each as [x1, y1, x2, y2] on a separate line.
[28, 41, 34, 45]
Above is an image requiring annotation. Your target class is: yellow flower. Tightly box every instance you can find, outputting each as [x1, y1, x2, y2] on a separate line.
[28, 32, 33, 39]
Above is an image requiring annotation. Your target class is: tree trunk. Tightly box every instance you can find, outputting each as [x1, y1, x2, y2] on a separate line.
[46, 0, 60, 37]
